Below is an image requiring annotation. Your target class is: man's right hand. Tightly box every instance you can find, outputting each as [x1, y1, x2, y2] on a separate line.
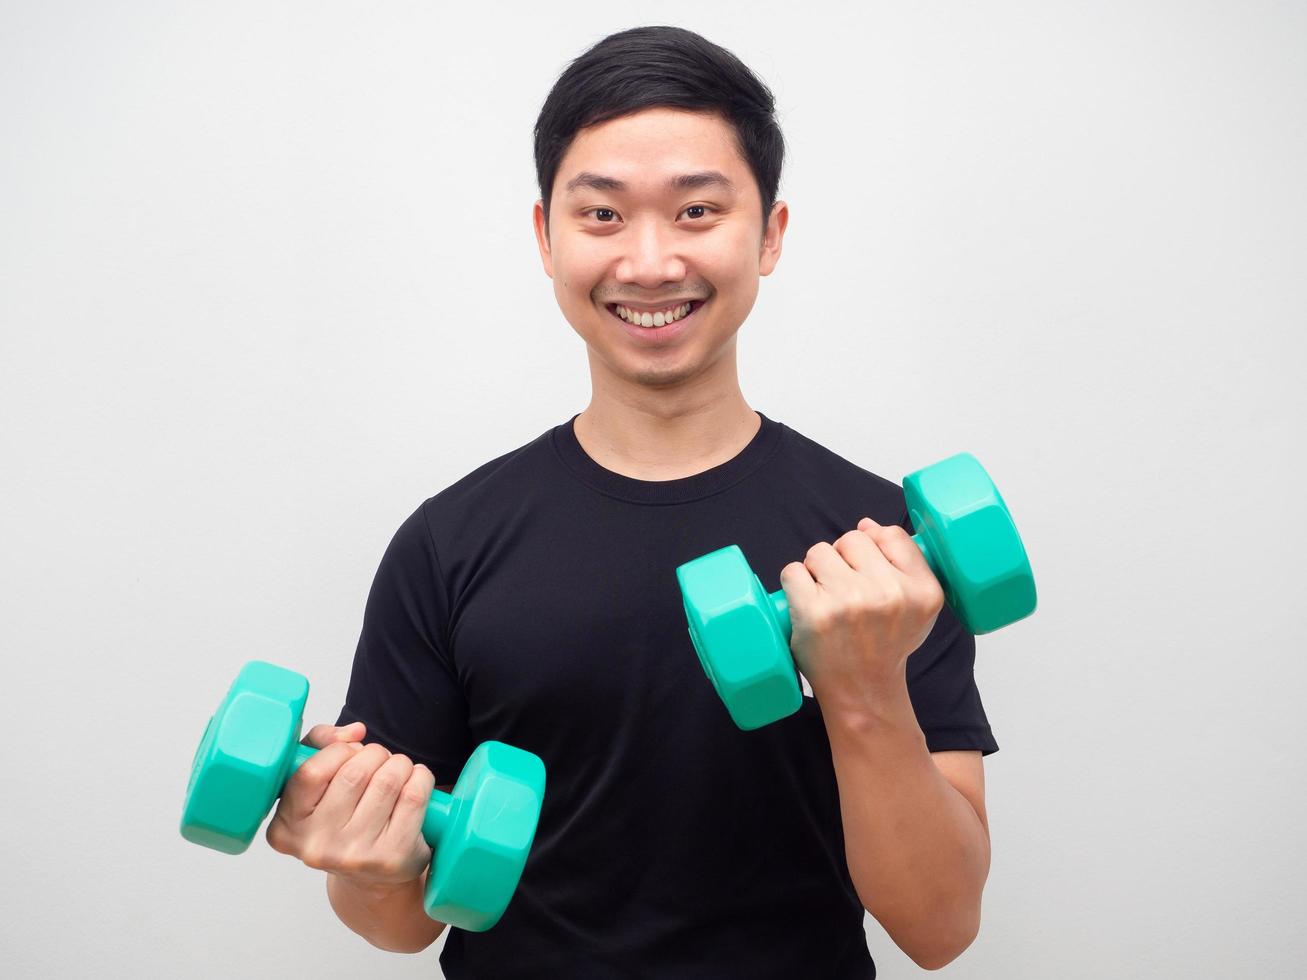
[265, 721, 436, 887]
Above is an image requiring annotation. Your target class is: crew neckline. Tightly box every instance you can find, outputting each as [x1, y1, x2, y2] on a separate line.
[550, 411, 785, 504]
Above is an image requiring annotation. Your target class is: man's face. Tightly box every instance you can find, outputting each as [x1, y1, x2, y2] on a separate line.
[533, 107, 786, 390]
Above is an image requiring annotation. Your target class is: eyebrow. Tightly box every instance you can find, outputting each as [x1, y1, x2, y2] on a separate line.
[563, 170, 737, 196]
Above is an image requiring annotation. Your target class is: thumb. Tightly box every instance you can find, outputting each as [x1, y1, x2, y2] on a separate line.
[301, 720, 366, 749]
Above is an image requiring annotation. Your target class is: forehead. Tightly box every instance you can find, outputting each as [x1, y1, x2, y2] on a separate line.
[556, 108, 751, 198]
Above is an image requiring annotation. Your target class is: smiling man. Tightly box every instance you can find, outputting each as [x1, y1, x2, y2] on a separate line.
[535, 108, 776, 464]
[300, 25, 998, 979]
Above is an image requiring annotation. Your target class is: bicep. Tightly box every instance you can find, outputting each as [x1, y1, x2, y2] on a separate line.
[337, 503, 473, 779]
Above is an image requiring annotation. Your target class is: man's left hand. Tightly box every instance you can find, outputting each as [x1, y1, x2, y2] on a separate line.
[779, 517, 945, 715]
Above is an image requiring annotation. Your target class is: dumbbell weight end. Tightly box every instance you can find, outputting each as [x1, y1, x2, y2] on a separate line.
[181, 662, 546, 933]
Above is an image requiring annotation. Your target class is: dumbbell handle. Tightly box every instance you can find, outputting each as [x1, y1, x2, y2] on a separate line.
[283, 742, 457, 847]
[762, 535, 941, 639]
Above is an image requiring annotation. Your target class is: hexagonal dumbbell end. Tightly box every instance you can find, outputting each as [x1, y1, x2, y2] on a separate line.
[676, 544, 802, 731]
[903, 452, 1037, 635]
[182, 663, 548, 933]
[180, 661, 311, 855]
[677, 453, 1037, 731]
[424, 741, 546, 932]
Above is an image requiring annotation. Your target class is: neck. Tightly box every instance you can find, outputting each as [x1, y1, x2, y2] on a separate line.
[573, 364, 760, 482]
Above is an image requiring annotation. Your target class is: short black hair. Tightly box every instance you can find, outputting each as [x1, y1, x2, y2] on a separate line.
[534, 26, 785, 245]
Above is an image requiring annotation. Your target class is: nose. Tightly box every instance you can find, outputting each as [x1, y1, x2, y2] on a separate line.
[614, 218, 688, 290]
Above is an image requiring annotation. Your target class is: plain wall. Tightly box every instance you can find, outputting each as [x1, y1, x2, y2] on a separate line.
[2, 1, 1304, 976]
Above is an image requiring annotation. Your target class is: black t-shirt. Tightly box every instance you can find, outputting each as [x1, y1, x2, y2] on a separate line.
[336, 411, 998, 979]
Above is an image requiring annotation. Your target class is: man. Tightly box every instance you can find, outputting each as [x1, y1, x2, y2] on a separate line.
[266, 25, 997, 978]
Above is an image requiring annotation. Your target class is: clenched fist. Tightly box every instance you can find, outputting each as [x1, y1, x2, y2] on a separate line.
[780, 516, 945, 717]
[265, 721, 436, 887]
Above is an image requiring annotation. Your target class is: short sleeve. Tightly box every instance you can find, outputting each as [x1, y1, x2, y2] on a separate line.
[334, 501, 474, 783]
[900, 508, 1000, 756]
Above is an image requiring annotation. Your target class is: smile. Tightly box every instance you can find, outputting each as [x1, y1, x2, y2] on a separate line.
[604, 299, 706, 343]
[607, 300, 702, 328]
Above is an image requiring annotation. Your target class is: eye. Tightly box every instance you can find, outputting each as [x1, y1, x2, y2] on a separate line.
[580, 205, 718, 224]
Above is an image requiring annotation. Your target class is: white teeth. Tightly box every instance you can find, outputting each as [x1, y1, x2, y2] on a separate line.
[615, 302, 693, 327]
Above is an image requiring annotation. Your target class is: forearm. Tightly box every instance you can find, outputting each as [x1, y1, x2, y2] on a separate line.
[821, 668, 990, 969]
[326, 870, 447, 954]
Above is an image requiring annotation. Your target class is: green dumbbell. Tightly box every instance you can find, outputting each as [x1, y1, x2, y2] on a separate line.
[676, 452, 1036, 731]
[180, 661, 546, 932]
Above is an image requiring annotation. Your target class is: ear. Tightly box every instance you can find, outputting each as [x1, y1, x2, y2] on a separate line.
[532, 200, 554, 279]
[759, 200, 788, 277]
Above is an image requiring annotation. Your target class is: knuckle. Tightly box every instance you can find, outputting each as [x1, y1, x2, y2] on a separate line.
[922, 582, 946, 613]
[374, 755, 414, 793]
[400, 785, 429, 809]
[298, 742, 352, 784]
[336, 847, 370, 874]
[370, 770, 402, 796]
[337, 762, 369, 788]
[346, 848, 390, 877]
[881, 586, 907, 611]
[300, 843, 331, 871]
[847, 587, 875, 611]
[265, 820, 287, 854]
[851, 596, 875, 619]
[855, 588, 893, 614]
[363, 743, 392, 764]
[291, 762, 327, 791]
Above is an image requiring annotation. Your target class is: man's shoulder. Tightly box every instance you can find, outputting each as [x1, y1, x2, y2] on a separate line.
[415, 421, 560, 524]
[777, 419, 905, 512]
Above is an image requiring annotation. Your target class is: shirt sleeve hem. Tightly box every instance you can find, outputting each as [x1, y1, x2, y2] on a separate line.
[922, 726, 1000, 756]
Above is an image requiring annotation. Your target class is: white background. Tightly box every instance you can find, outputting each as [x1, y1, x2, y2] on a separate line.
[3, 2, 1304, 977]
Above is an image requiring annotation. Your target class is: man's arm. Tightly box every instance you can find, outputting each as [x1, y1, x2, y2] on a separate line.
[324, 783, 456, 954]
[822, 675, 991, 971]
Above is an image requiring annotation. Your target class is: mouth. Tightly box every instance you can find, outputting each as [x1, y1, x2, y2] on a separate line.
[603, 299, 707, 340]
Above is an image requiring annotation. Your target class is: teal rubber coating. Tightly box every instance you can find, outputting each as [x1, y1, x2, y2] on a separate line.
[677, 452, 1037, 730]
[903, 452, 1037, 635]
[678, 550, 801, 731]
[181, 661, 546, 932]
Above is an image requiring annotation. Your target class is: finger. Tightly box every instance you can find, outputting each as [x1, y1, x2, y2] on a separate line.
[801, 539, 864, 589]
[381, 762, 435, 855]
[281, 741, 361, 822]
[778, 558, 819, 605]
[313, 743, 393, 827]
[302, 721, 366, 749]
[834, 524, 898, 580]
[348, 753, 415, 842]
[832, 538, 902, 622]
[857, 516, 935, 580]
